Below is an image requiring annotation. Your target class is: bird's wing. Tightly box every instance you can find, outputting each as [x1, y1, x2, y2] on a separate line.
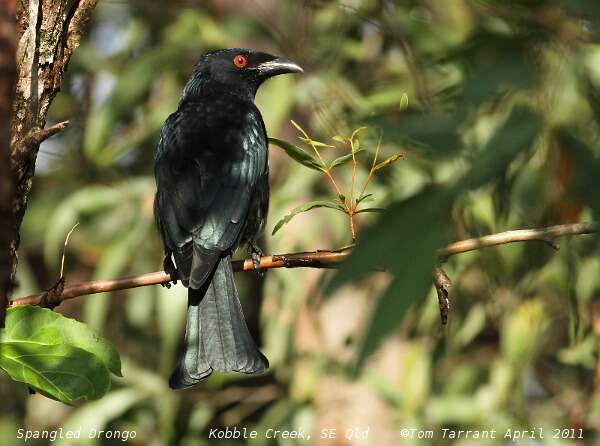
[154, 101, 267, 287]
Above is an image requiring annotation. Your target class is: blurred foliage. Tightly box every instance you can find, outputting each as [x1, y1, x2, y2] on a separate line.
[2, 0, 600, 445]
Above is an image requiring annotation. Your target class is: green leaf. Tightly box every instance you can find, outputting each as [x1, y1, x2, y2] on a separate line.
[299, 137, 334, 148]
[328, 107, 540, 374]
[2, 306, 122, 377]
[369, 109, 466, 157]
[0, 342, 110, 404]
[268, 137, 323, 172]
[453, 107, 540, 193]
[334, 189, 452, 373]
[329, 148, 365, 169]
[290, 119, 305, 134]
[373, 153, 403, 171]
[355, 207, 384, 214]
[328, 188, 451, 291]
[350, 126, 368, 143]
[399, 93, 409, 110]
[356, 194, 375, 205]
[451, 32, 533, 106]
[272, 201, 346, 235]
[332, 135, 346, 143]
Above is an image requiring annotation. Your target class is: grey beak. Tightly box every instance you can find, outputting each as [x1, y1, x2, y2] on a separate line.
[257, 57, 303, 77]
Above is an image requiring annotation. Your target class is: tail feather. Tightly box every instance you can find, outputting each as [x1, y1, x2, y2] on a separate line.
[169, 255, 268, 389]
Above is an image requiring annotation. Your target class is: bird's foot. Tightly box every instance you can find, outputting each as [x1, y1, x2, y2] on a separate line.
[162, 254, 179, 288]
[249, 242, 264, 277]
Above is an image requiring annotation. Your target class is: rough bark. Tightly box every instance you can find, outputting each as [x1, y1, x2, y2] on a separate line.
[4, 0, 98, 324]
[0, 0, 17, 327]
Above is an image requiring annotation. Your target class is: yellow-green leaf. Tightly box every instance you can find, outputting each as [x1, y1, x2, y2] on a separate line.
[272, 201, 346, 235]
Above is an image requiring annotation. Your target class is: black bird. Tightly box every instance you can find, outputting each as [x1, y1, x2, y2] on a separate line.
[154, 49, 302, 388]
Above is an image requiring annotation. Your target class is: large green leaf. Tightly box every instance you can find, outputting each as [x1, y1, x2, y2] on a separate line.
[354, 209, 450, 373]
[0, 342, 110, 405]
[456, 32, 533, 105]
[272, 200, 346, 235]
[268, 137, 324, 172]
[369, 109, 465, 157]
[453, 107, 541, 193]
[327, 188, 451, 291]
[327, 188, 451, 374]
[2, 306, 122, 377]
[329, 107, 540, 372]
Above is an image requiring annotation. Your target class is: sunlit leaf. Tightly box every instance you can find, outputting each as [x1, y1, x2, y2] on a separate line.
[272, 201, 346, 235]
[350, 126, 368, 143]
[399, 93, 409, 110]
[299, 137, 334, 148]
[2, 306, 122, 377]
[290, 119, 305, 134]
[373, 153, 403, 171]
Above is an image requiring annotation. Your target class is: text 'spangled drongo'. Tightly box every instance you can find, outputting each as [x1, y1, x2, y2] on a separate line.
[154, 49, 302, 389]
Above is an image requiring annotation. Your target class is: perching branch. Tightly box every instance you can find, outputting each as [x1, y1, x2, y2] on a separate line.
[10, 249, 352, 307]
[437, 222, 597, 258]
[9, 222, 597, 308]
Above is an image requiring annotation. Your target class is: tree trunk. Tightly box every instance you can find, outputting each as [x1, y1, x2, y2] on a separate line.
[0, 0, 17, 327]
[1, 0, 98, 326]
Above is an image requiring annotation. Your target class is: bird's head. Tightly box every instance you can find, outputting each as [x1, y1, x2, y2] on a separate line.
[183, 48, 303, 100]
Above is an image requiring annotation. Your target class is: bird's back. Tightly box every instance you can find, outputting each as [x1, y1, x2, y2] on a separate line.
[154, 94, 268, 286]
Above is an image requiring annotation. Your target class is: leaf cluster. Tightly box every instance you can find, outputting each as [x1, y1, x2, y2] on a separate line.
[270, 121, 403, 240]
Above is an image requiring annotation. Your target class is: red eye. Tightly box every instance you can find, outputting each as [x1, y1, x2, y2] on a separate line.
[233, 54, 248, 68]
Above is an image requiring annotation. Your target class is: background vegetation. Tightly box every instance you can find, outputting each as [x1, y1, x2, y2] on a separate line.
[2, 0, 600, 444]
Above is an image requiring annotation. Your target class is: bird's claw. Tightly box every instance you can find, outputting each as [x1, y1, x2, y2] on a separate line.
[250, 242, 264, 277]
[162, 254, 179, 288]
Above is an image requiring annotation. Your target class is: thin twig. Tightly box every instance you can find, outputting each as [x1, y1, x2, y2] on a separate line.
[60, 223, 79, 277]
[8, 222, 597, 308]
[348, 128, 366, 242]
[437, 222, 597, 258]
